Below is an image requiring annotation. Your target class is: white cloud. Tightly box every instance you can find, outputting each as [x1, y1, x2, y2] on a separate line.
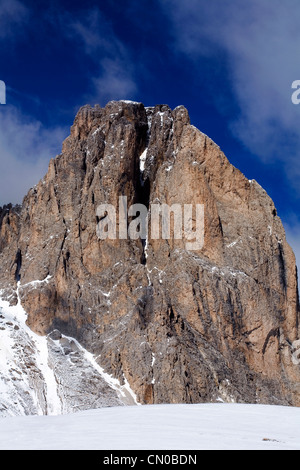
[0, 106, 67, 205]
[162, 0, 300, 171]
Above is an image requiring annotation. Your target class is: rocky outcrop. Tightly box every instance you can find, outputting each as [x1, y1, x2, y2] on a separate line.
[0, 295, 135, 417]
[0, 100, 299, 407]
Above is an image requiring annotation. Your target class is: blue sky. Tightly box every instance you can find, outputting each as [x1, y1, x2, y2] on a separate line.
[0, 0, 300, 269]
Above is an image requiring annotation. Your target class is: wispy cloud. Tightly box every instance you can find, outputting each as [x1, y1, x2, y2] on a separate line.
[92, 57, 137, 102]
[160, 0, 300, 274]
[162, 0, 300, 174]
[60, 7, 138, 104]
[0, 0, 29, 40]
[0, 5, 138, 205]
[0, 106, 67, 205]
[65, 8, 114, 55]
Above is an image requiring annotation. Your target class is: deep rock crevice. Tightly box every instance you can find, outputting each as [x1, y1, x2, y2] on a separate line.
[14, 249, 22, 282]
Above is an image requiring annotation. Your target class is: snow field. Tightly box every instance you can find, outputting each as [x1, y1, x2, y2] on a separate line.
[0, 403, 299, 450]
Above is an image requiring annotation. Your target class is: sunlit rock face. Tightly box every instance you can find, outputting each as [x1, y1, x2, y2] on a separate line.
[0, 100, 299, 408]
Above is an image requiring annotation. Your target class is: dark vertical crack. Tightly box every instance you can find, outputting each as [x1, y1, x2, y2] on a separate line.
[134, 116, 151, 266]
[14, 249, 22, 282]
[136, 176, 150, 265]
[278, 243, 287, 292]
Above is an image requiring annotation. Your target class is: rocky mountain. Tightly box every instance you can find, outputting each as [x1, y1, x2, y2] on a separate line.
[0, 100, 299, 414]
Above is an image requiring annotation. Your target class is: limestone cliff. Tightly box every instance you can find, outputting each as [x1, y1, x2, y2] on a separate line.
[0, 100, 299, 407]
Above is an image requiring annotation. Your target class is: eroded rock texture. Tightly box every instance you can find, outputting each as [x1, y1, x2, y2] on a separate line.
[0, 100, 299, 406]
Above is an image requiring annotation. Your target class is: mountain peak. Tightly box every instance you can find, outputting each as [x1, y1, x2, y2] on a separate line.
[0, 100, 299, 412]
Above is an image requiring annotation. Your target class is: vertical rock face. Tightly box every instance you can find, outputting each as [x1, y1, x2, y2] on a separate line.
[0, 100, 299, 406]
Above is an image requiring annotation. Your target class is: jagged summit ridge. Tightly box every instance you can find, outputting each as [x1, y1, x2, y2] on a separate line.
[0, 100, 299, 410]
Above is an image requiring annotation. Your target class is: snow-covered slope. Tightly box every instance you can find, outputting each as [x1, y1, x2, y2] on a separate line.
[0, 403, 299, 450]
[0, 287, 137, 417]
